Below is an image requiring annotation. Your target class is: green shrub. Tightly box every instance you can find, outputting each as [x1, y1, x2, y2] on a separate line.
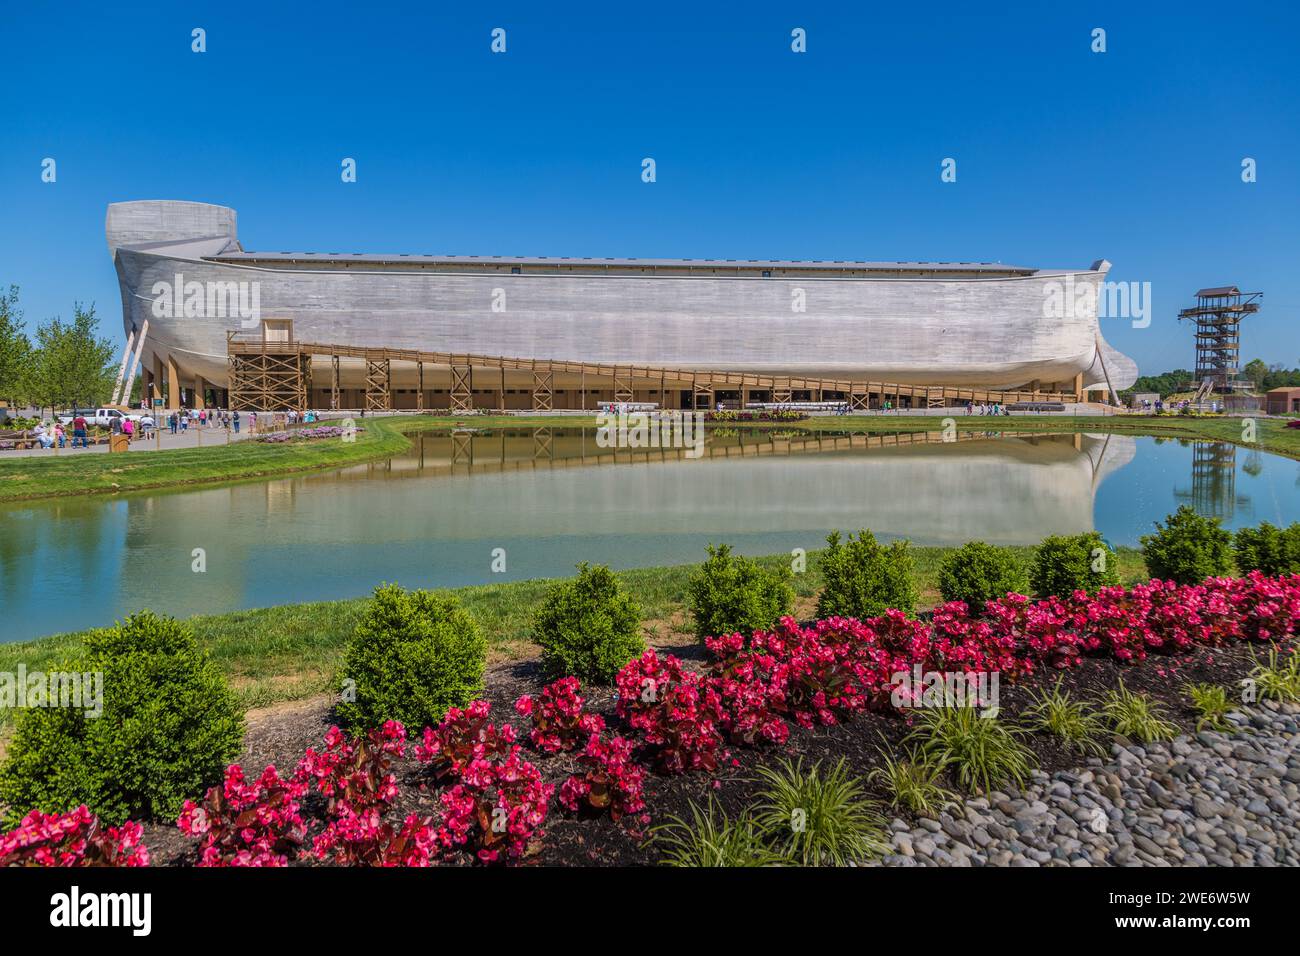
[533, 563, 643, 684]
[1031, 531, 1120, 598]
[816, 529, 918, 619]
[1022, 679, 1107, 755]
[1140, 505, 1232, 585]
[688, 544, 793, 642]
[867, 747, 955, 817]
[1248, 647, 1300, 703]
[751, 758, 888, 866]
[937, 541, 1029, 610]
[906, 707, 1037, 794]
[0, 611, 243, 825]
[337, 584, 487, 733]
[651, 796, 785, 867]
[1234, 522, 1300, 576]
[1184, 683, 1233, 732]
[1102, 682, 1176, 742]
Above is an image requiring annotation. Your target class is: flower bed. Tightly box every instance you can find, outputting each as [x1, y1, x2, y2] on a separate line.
[0, 806, 149, 867]
[704, 410, 810, 422]
[256, 425, 363, 443]
[6, 572, 1300, 867]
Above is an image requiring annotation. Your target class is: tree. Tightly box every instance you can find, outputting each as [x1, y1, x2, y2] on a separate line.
[0, 285, 33, 408]
[1118, 369, 1194, 404]
[27, 303, 116, 413]
[1243, 358, 1268, 392]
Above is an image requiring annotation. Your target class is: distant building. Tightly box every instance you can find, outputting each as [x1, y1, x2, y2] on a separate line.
[1266, 387, 1300, 415]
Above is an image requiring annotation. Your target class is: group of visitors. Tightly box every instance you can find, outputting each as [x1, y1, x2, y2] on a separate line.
[109, 414, 155, 439]
[31, 420, 65, 449]
[28, 412, 154, 450]
[164, 408, 244, 433]
[965, 401, 1010, 416]
[1135, 398, 1216, 414]
[18, 404, 327, 452]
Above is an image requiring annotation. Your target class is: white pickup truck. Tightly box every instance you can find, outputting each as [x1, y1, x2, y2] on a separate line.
[57, 408, 143, 428]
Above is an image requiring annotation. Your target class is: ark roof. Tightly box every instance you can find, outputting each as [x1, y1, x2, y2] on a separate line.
[209, 250, 1039, 275]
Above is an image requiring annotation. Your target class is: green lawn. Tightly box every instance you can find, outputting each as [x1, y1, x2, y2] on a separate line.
[0, 544, 1150, 720]
[0, 416, 418, 503]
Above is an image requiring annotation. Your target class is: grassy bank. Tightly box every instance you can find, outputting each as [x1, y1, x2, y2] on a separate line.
[0, 416, 428, 503]
[3, 411, 1296, 505]
[0, 544, 1151, 720]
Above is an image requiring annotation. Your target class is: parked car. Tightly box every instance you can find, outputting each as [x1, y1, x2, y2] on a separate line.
[56, 408, 143, 428]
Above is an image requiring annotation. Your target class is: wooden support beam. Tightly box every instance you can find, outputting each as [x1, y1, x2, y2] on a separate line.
[365, 358, 391, 411]
[166, 354, 180, 410]
[614, 367, 634, 403]
[450, 364, 473, 412]
[531, 362, 553, 411]
[691, 372, 714, 411]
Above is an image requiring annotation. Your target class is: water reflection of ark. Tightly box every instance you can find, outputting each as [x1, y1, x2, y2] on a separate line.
[297, 428, 1138, 545]
[1173, 442, 1252, 521]
[0, 428, 1147, 641]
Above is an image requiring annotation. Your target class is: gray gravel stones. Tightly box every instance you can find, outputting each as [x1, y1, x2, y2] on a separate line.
[875, 701, 1300, 867]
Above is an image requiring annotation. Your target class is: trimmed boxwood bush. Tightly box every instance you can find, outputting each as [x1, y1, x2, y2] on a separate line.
[337, 584, 487, 733]
[534, 563, 644, 684]
[1234, 521, 1300, 576]
[938, 541, 1029, 610]
[1140, 505, 1232, 585]
[816, 529, 918, 619]
[1031, 531, 1121, 598]
[688, 544, 793, 642]
[0, 611, 243, 825]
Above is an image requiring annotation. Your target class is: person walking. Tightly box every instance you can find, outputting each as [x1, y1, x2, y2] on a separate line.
[233, 410, 241, 434]
[72, 413, 87, 448]
[122, 417, 135, 442]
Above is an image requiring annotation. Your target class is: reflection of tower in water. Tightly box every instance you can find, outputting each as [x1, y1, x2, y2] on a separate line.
[1174, 442, 1249, 521]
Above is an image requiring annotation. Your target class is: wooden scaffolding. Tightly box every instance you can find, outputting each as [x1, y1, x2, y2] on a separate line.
[226, 344, 310, 412]
[225, 332, 1080, 413]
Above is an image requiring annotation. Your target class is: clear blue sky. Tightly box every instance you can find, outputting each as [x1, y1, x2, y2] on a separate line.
[1, 0, 1297, 376]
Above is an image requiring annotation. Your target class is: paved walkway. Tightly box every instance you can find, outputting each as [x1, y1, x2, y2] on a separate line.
[2, 426, 257, 458]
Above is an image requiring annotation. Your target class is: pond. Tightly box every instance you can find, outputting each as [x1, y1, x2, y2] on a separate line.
[1, 427, 1296, 643]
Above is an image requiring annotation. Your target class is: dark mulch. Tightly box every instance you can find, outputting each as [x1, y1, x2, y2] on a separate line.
[141, 638, 1272, 867]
